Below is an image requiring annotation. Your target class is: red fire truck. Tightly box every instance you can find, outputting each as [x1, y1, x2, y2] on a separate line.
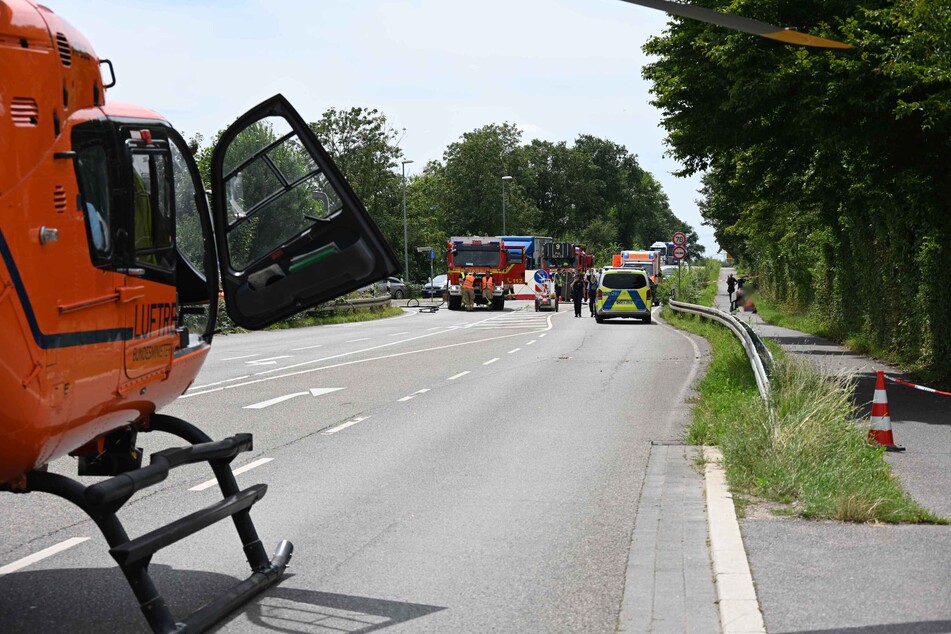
[446, 236, 522, 310]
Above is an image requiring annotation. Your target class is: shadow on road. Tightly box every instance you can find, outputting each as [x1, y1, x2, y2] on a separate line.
[782, 621, 951, 634]
[0, 566, 445, 633]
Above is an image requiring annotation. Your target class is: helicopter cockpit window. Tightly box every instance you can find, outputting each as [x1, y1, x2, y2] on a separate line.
[75, 145, 112, 259]
[130, 151, 174, 269]
[221, 116, 343, 271]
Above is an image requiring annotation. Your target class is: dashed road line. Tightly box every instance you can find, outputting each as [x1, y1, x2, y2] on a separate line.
[447, 371, 470, 380]
[483, 358, 499, 366]
[222, 354, 260, 361]
[346, 338, 370, 343]
[508, 348, 521, 354]
[0, 538, 90, 576]
[322, 416, 371, 435]
[526, 340, 536, 345]
[291, 344, 323, 351]
[398, 389, 430, 402]
[189, 458, 274, 492]
[189, 375, 251, 391]
[245, 355, 292, 366]
[389, 332, 409, 337]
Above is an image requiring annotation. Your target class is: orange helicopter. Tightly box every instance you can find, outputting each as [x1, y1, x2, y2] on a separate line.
[0, 0, 399, 631]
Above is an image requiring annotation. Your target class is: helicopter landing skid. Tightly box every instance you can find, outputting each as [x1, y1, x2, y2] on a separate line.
[6, 414, 292, 634]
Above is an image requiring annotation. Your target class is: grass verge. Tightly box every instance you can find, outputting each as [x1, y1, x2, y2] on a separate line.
[664, 302, 943, 524]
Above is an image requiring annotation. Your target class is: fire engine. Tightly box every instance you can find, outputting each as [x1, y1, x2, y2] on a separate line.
[445, 236, 521, 310]
[0, 1, 399, 631]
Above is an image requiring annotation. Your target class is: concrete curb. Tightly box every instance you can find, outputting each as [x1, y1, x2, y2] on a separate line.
[704, 446, 766, 634]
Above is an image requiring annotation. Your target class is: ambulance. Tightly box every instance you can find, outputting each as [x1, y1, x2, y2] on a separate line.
[594, 268, 653, 324]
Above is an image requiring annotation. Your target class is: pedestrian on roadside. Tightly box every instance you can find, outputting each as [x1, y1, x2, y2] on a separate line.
[587, 270, 599, 317]
[461, 270, 476, 311]
[726, 273, 737, 311]
[571, 273, 585, 317]
[554, 270, 563, 301]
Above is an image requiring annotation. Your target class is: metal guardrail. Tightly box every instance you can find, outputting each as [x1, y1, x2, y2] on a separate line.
[668, 299, 771, 403]
[321, 296, 393, 312]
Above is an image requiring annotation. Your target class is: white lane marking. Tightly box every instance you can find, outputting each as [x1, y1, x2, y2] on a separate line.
[427, 326, 443, 330]
[291, 344, 323, 351]
[539, 333, 547, 338]
[222, 354, 260, 361]
[463, 314, 508, 329]
[389, 332, 409, 337]
[188, 375, 251, 392]
[447, 371, 470, 380]
[398, 388, 430, 402]
[483, 358, 499, 366]
[243, 387, 344, 409]
[322, 416, 370, 435]
[189, 458, 274, 492]
[508, 348, 521, 354]
[526, 340, 536, 345]
[0, 537, 90, 576]
[346, 338, 370, 343]
[182, 312, 560, 399]
[245, 355, 292, 366]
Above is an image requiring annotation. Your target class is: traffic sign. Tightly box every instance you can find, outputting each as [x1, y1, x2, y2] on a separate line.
[534, 269, 550, 284]
[672, 232, 687, 246]
[672, 245, 687, 260]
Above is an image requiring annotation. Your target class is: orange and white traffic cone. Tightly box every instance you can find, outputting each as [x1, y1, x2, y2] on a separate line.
[868, 370, 905, 452]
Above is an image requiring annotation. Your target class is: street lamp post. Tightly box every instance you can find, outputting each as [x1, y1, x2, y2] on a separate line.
[501, 175, 513, 234]
[402, 159, 413, 280]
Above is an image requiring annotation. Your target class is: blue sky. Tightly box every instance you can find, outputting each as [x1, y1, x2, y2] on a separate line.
[54, 0, 718, 255]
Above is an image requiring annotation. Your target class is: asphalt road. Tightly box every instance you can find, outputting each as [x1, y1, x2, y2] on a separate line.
[0, 301, 706, 633]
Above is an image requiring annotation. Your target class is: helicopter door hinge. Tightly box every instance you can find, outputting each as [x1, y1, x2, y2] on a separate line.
[22, 362, 42, 387]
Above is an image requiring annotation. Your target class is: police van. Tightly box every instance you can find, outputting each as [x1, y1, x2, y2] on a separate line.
[594, 268, 653, 324]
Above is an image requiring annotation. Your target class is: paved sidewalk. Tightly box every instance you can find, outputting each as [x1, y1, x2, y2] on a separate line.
[717, 268, 951, 633]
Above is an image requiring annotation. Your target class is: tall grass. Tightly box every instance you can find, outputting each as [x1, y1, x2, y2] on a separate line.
[665, 271, 943, 523]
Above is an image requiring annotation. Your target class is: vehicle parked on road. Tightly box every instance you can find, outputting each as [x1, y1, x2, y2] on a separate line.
[422, 274, 448, 298]
[595, 268, 653, 324]
[359, 277, 407, 298]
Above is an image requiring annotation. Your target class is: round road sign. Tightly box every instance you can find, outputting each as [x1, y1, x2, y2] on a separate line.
[672, 245, 687, 260]
[672, 232, 687, 246]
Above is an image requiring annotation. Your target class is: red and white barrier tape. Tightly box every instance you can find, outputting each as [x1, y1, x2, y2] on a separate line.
[881, 373, 951, 397]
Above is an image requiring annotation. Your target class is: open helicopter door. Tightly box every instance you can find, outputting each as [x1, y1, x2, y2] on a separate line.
[210, 95, 400, 329]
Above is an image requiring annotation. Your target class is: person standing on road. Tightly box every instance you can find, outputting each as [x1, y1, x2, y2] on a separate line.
[554, 270, 563, 301]
[571, 273, 585, 317]
[587, 270, 598, 317]
[726, 273, 737, 311]
[482, 272, 494, 308]
[461, 270, 476, 311]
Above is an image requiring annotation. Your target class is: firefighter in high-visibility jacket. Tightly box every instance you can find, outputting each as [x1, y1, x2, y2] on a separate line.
[461, 271, 476, 310]
[482, 273, 494, 307]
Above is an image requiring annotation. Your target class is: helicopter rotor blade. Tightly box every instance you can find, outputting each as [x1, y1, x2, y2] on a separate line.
[619, 0, 852, 49]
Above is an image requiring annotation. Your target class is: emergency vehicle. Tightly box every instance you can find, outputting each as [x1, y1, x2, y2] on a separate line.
[446, 236, 514, 310]
[594, 268, 653, 324]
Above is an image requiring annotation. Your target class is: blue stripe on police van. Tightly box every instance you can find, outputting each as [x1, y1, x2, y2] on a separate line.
[629, 289, 647, 311]
[601, 289, 622, 311]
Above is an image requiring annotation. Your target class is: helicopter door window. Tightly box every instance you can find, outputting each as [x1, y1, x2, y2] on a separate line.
[221, 116, 342, 271]
[75, 145, 112, 260]
[130, 151, 174, 270]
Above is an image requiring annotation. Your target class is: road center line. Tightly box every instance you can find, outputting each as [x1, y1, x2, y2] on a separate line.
[447, 371, 470, 380]
[389, 332, 409, 337]
[483, 358, 499, 365]
[291, 344, 323, 351]
[538, 333, 547, 338]
[398, 388, 430, 402]
[189, 458, 274, 492]
[508, 348, 521, 354]
[346, 338, 370, 343]
[246, 355, 292, 366]
[0, 537, 90, 576]
[322, 416, 370, 435]
[189, 375, 252, 391]
[182, 313, 559, 399]
[221, 354, 260, 361]
[526, 340, 536, 345]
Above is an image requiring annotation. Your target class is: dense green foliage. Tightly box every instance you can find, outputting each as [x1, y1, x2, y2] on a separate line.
[643, 0, 951, 383]
[191, 109, 703, 283]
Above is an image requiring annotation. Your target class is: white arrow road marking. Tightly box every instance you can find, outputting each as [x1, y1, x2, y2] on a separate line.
[222, 354, 260, 361]
[188, 375, 251, 392]
[245, 355, 292, 366]
[292, 344, 323, 351]
[244, 387, 344, 410]
[398, 388, 430, 402]
[0, 537, 90, 576]
[447, 371, 470, 380]
[189, 458, 274, 492]
[322, 416, 371, 435]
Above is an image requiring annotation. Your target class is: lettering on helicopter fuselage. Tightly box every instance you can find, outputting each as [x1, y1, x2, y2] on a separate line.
[133, 302, 177, 340]
[131, 343, 172, 363]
